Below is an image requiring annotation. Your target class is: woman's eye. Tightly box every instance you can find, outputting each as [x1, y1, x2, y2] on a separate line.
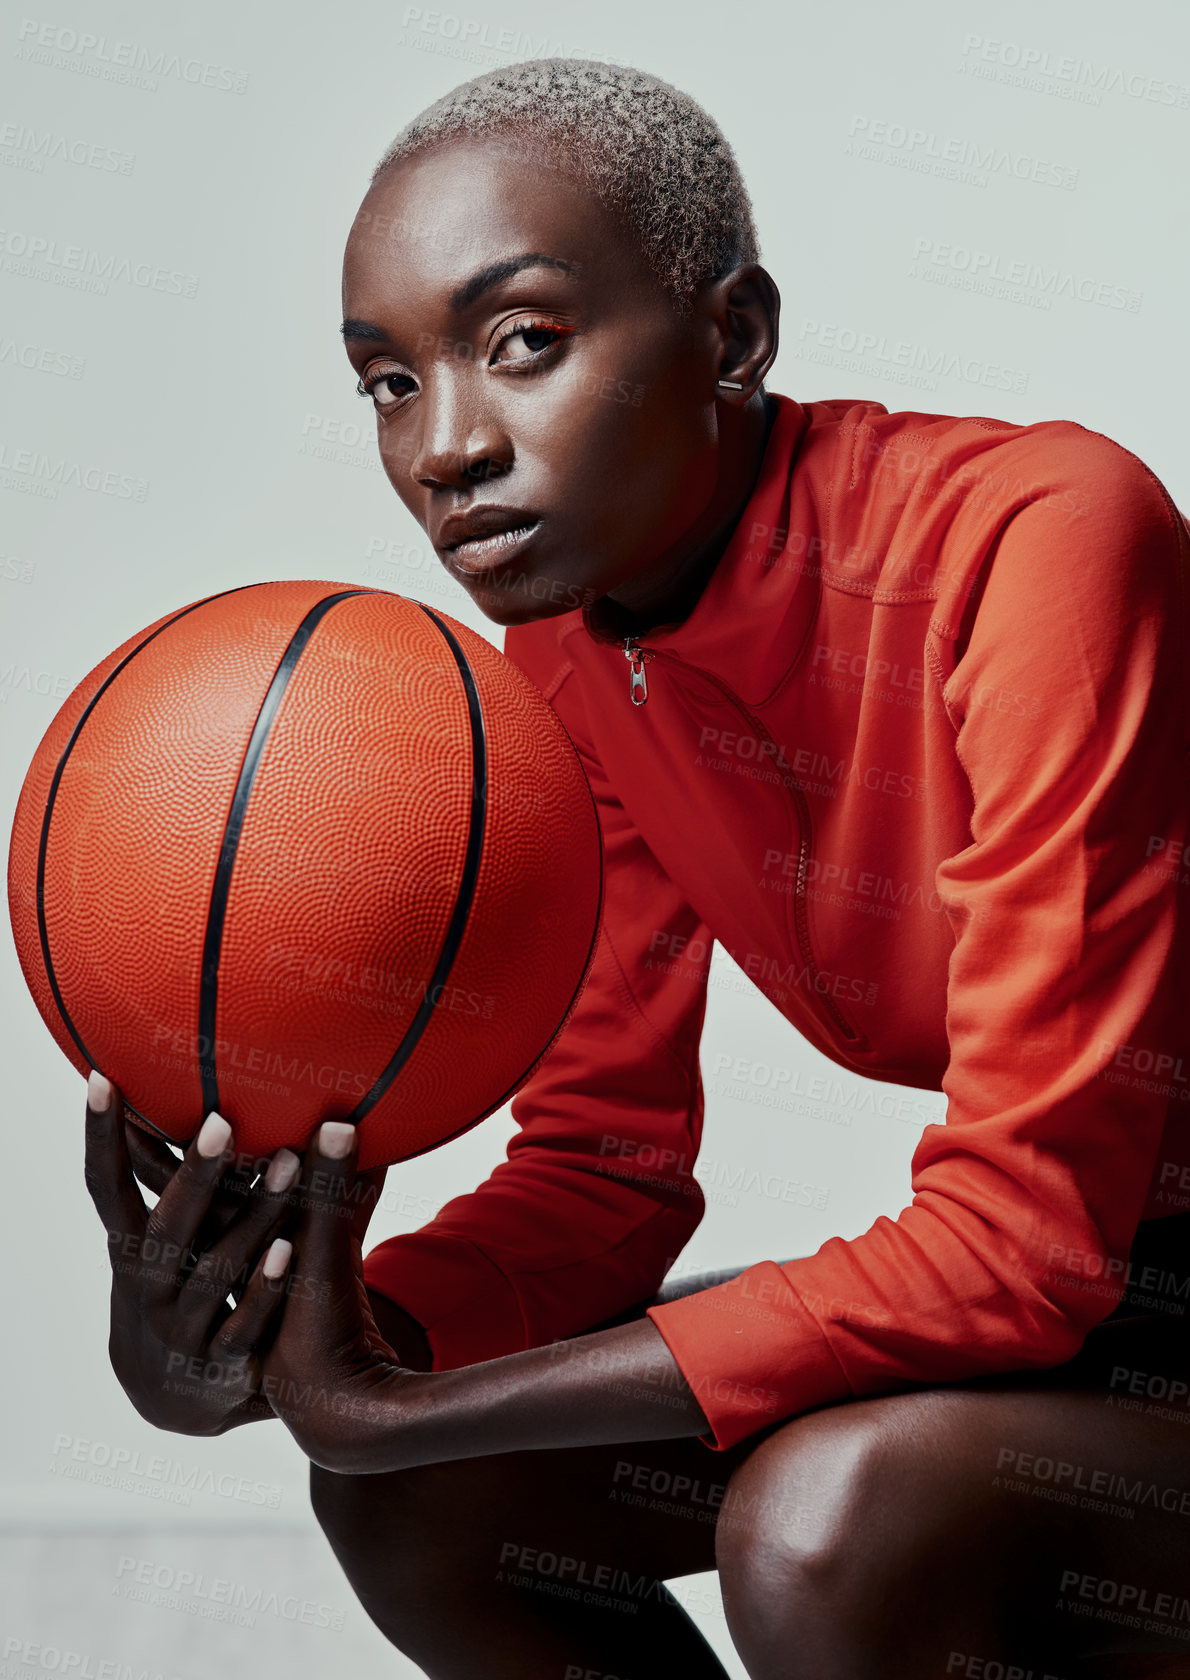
[358, 371, 414, 408]
[492, 322, 568, 363]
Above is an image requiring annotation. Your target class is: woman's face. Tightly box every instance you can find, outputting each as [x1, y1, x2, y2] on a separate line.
[341, 133, 733, 628]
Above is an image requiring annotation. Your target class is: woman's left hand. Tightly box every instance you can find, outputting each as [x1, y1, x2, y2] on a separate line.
[259, 1121, 423, 1470]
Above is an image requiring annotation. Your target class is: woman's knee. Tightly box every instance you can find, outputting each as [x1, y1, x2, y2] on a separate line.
[715, 1400, 906, 1597]
[714, 1392, 1007, 1673]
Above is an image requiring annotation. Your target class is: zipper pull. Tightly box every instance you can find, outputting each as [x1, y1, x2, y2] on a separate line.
[624, 637, 653, 705]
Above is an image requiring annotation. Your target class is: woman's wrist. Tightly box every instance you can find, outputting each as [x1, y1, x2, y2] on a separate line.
[330, 1314, 708, 1475]
[212, 1390, 278, 1433]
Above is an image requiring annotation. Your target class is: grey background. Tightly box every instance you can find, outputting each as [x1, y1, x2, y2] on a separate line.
[2, 0, 1187, 1672]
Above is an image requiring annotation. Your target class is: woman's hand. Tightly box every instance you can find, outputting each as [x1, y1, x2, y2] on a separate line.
[258, 1120, 714, 1477]
[84, 1068, 302, 1436]
[257, 1120, 419, 1471]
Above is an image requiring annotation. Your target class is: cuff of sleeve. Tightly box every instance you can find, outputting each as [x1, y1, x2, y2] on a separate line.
[362, 1231, 527, 1371]
[645, 1259, 853, 1451]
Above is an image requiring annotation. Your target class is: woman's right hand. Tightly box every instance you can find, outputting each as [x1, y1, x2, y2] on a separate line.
[83, 1068, 300, 1437]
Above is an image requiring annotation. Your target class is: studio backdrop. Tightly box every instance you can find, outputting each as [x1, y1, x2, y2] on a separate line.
[2, 0, 1187, 1673]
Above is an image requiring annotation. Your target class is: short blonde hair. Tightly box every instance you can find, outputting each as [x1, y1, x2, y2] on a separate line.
[373, 57, 760, 315]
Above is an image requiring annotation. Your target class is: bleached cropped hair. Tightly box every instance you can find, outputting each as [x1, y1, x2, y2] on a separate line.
[372, 58, 760, 315]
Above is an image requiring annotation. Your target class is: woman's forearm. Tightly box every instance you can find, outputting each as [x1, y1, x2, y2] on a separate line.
[342, 1315, 709, 1474]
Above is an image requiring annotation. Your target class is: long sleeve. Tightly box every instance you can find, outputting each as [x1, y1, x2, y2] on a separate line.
[647, 437, 1190, 1450]
[362, 647, 715, 1369]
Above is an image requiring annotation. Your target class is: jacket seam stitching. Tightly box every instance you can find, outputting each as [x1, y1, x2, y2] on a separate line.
[540, 658, 576, 705]
[820, 575, 942, 602]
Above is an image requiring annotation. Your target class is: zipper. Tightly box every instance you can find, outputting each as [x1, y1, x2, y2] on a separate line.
[618, 638, 862, 1046]
[623, 637, 654, 705]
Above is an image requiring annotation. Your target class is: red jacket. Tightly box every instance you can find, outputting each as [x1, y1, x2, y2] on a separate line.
[363, 393, 1190, 1452]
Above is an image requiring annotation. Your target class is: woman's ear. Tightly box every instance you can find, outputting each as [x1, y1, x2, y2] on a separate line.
[707, 262, 780, 399]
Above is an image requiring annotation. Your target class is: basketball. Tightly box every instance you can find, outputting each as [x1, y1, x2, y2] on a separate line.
[6, 580, 603, 1171]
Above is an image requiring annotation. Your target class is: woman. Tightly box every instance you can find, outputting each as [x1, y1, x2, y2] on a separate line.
[84, 59, 1190, 1679]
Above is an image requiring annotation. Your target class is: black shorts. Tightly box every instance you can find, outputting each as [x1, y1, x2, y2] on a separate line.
[972, 1209, 1190, 1396]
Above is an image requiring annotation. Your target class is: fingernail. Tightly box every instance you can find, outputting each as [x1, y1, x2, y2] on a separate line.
[263, 1237, 292, 1279]
[197, 1113, 232, 1158]
[264, 1148, 300, 1194]
[87, 1069, 112, 1113]
[318, 1121, 355, 1159]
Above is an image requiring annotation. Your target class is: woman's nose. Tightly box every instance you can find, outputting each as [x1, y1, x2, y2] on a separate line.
[406, 379, 513, 491]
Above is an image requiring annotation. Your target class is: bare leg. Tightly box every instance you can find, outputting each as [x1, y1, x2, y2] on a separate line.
[312, 1237, 1190, 1679]
[310, 1273, 756, 1679]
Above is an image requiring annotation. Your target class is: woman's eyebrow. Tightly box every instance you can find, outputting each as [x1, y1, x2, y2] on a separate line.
[341, 319, 390, 342]
[340, 253, 579, 345]
[448, 252, 578, 313]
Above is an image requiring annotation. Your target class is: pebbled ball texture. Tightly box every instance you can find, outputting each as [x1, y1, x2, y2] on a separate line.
[7, 581, 603, 1171]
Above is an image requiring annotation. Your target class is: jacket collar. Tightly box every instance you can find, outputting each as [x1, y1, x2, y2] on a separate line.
[564, 392, 819, 708]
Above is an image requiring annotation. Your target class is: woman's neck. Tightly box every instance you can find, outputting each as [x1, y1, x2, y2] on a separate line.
[601, 391, 781, 636]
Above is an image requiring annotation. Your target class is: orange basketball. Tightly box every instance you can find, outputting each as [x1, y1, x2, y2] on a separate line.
[7, 580, 603, 1171]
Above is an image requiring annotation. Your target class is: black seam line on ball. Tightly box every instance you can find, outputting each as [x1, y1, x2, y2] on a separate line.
[36, 586, 261, 1147]
[344, 600, 488, 1127]
[199, 590, 374, 1118]
[390, 719, 605, 1167]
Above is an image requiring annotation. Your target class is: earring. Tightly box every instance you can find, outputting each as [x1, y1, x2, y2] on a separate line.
[717, 379, 744, 390]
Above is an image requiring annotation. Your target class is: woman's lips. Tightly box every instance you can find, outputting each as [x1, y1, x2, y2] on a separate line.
[446, 518, 542, 576]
